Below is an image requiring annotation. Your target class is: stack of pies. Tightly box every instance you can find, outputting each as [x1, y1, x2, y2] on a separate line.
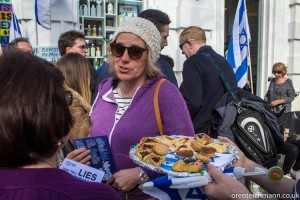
[135, 133, 227, 173]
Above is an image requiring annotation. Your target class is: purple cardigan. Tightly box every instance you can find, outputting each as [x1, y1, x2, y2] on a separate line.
[90, 74, 194, 198]
[0, 168, 120, 200]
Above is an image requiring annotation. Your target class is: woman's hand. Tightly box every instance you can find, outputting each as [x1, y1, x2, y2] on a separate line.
[107, 167, 141, 192]
[66, 147, 92, 165]
[271, 99, 284, 106]
[284, 131, 289, 142]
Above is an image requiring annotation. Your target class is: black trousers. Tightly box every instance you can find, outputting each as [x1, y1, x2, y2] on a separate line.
[277, 140, 300, 174]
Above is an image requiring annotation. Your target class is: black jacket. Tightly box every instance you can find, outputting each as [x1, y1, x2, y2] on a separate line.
[180, 45, 237, 133]
[212, 87, 284, 147]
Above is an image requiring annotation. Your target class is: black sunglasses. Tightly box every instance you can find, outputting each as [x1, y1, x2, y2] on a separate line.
[273, 71, 283, 74]
[74, 45, 88, 50]
[65, 90, 73, 106]
[110, 42, 147, 60]
[179, 39, 196, 50]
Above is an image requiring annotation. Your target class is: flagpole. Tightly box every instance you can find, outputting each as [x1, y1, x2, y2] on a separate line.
[247, 42, 254, 94]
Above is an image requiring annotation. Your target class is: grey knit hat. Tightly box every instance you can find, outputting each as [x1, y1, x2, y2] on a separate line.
[113, 17, 161, 63]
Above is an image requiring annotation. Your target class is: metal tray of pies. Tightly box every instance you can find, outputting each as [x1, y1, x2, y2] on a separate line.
[129, 135, 239, 177]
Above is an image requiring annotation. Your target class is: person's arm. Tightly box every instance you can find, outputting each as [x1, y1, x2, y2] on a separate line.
[106, 167, 141, 192]
[203, 165, 253, 200]
[219, 136, 296, 197]
[180, 59, 204, 119]
[283, 78, 296, 104]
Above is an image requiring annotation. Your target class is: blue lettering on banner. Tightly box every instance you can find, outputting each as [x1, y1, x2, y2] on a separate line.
[33, 46, 61, 62]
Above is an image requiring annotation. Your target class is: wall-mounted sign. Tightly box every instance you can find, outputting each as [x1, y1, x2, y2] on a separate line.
[0, 1, 11, 47]
[33, 46, 61, 62]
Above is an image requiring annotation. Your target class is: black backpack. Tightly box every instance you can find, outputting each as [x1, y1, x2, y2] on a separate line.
[231, 106, 279, 168]
[202, 53, 283, 168]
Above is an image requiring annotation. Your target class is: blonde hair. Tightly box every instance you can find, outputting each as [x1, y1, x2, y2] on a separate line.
[56, 53, 91, 103]
[272, 62, 287, 76]
[179, 26, 206, 44]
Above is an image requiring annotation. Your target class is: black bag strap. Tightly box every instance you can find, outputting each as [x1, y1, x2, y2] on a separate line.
[200, 52, 238, 103]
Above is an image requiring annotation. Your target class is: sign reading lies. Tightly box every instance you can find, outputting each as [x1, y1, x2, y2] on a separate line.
[33, 46, 60, 62]
[60, 158, 105, 183]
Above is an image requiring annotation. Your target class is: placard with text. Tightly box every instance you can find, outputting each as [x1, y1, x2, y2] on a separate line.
[73, 135, 116, 182]
[60, 158, 105, 183]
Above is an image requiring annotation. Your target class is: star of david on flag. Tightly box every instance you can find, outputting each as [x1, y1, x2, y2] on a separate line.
[226, 0, 251, 88]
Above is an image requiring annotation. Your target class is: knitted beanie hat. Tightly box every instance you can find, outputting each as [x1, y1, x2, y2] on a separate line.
[113, 17, 161, 63]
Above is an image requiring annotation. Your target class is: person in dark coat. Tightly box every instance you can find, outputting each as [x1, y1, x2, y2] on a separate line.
[139, 9, 178, 87]
[179, 26, 237, 134]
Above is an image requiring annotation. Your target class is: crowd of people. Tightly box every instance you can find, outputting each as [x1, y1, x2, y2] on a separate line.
[1, 8, 298, 200]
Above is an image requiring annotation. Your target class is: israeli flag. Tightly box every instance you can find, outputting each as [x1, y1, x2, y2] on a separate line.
[9, 12, 22, 43]
[140, 167, 240, 200]
[141, 175, 209, 200]
[227, 0, 251, 88]
[35, 0, 51, 30]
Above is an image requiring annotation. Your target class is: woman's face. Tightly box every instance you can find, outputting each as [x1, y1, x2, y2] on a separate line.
[113, 33, 148, 83]
[272, 68, 284, 79]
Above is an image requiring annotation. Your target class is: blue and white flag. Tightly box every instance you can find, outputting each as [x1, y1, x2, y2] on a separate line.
[140, 167, 240, 200]
[227, 0, 251, 88]
[9, 11, 22, 43]
[141, 175, 209, 200]
[35, 0, 51, 30]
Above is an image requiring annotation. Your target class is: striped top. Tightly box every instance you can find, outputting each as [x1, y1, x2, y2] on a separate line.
[113, 89, 132, 122]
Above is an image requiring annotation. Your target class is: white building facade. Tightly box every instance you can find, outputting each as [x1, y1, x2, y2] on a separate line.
[13, 0, 300, 111]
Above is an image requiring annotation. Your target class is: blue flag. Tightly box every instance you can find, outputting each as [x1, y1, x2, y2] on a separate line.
[9, 11, 22, 43]
[35, 0, 51, 30]
[227, 0, 251, 88]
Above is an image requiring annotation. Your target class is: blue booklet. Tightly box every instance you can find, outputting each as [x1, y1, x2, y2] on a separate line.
[73, 136, 116, 182]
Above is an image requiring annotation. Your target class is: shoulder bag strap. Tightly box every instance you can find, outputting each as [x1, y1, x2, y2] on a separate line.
[154, 78, 167, 136]
[200, 52, 238, 103]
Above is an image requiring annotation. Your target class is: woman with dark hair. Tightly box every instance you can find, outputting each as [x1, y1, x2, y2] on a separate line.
[0, 50, 120, 199]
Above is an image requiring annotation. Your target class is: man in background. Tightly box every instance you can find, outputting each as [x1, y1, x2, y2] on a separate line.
[179, 26, 237, 134]
[8, 37, 33, 54]
[58, 30, 99, 102]
[138, 9, 178, 87]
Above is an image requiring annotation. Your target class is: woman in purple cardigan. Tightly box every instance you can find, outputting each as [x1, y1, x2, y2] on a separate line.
[90, 18, 194, 199]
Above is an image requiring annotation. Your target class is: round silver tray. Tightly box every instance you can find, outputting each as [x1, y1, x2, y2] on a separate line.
[129, 136, 239, 177]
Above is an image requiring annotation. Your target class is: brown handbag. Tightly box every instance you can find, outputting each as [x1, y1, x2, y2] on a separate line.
[154, 78, 166, 136]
